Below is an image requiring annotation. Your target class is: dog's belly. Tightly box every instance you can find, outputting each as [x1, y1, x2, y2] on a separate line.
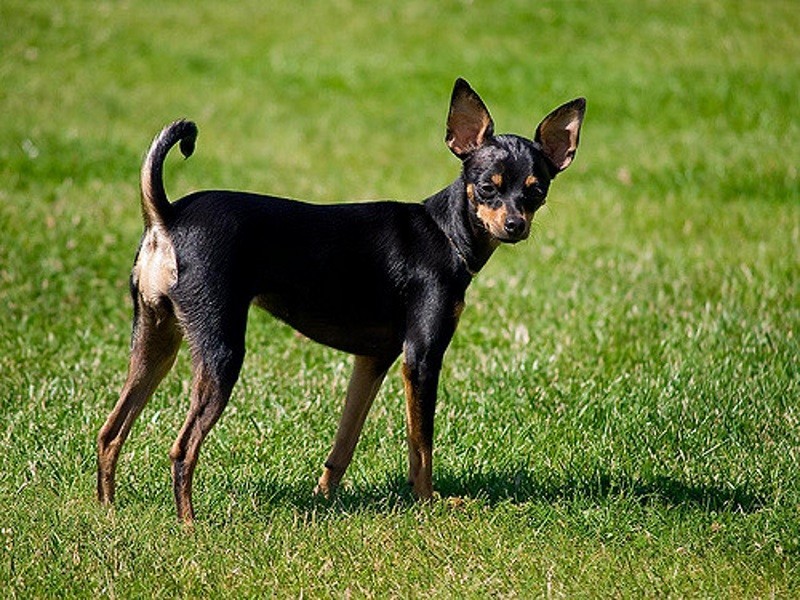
[254, 294, 402, 357]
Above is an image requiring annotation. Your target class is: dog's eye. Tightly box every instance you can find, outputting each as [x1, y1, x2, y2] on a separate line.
[524, 192, 546, 211]
[478, 182, 497, 198]
[524, 181, 548, 205]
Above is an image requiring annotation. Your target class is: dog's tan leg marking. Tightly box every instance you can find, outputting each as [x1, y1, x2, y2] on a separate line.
[169, 353, 242, 524]
[97, 302, 182, 505]
[402, 362, 433, 500]
[314, 355, 391, 498]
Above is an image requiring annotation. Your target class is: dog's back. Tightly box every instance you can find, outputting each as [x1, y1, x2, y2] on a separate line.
[160, 190, 457, 355]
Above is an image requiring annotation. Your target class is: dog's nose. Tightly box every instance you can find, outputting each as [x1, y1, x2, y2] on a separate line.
[504, 215, 526, 237]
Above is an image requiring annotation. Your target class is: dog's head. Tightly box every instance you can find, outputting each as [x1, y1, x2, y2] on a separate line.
[446, 78, 585, 244]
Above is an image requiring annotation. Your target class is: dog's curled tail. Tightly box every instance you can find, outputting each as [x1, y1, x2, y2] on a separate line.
[140, 119, 198, 228]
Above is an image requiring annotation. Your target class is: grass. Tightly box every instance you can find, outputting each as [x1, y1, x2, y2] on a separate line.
[1, 0, 798, 596]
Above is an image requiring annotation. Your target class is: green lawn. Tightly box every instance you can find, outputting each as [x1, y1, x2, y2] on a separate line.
[1, 0, 798, 596]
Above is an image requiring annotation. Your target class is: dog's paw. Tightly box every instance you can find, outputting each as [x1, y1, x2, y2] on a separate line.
[313, 480, 337, 501]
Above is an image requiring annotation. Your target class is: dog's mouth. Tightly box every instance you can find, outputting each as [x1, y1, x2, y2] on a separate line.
[477, 221, 531, 245]
[493, 226, 531, 244]
[471, 201, 532, 244]
[497, 235, 527, 245]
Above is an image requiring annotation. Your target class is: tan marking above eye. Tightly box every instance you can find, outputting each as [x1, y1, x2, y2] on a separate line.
[491, 173, 503, 187]
[524, 175, 538, 187]
[466, 183, 475, 201]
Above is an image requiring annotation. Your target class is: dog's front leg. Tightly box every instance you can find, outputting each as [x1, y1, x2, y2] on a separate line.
[315, 354, 395, 498]
[402, 332, 451, 500]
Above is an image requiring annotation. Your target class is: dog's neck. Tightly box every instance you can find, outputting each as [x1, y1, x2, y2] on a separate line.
[424, 177, 498, 276]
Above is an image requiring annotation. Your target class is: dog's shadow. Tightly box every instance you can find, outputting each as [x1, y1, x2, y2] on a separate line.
[433, 467, 768, 513]
[242, 465, 768, 521]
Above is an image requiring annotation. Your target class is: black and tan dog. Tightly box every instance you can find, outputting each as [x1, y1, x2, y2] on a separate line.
[97, 79, 585, 522]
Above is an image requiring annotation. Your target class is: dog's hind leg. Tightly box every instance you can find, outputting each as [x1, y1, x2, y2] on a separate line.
[168, 311, 247, 523]
[314, 354, 395, 498]
[97, 299, 183, 505]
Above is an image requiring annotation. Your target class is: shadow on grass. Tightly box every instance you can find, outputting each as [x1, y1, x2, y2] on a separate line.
[239, 465, 769, 519]
[433, 467, 769, 514]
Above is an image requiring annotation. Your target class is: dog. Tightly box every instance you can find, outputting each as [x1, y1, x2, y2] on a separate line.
[96, 78, 585, 522]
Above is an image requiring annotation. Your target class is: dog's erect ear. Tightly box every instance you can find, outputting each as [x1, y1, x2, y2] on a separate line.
[446, 78, 495, 158]
[535, 98, 586, 173]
